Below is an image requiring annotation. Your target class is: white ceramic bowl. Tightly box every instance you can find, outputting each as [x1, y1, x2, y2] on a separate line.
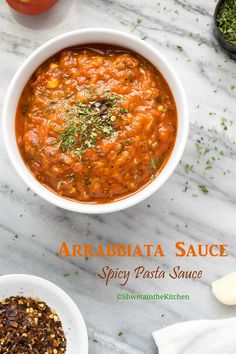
[3, 28, 188, 214]
[0, 274, 88, 353]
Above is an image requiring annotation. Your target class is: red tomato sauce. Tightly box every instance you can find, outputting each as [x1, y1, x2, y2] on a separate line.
[16, 45, 177, 203]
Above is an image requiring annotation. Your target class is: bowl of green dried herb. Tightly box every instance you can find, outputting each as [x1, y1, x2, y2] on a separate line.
[214, 0, 236, 59]
[0, 274, 88, 353]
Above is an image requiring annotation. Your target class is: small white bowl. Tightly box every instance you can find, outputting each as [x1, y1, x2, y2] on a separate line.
[3, 28, 188, 214]
[0, 274, 88, 354]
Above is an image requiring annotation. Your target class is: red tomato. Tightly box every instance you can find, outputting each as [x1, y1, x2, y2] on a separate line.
[6, 0, 58, 15]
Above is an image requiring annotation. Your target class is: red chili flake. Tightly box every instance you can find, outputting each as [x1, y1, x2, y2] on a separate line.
[0, 296, 67, 353]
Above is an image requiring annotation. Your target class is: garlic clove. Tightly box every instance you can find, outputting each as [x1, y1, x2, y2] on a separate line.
[212, 272, 236, 305]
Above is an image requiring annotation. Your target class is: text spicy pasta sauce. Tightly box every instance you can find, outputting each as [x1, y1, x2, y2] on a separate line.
[16, 45, 177, 203]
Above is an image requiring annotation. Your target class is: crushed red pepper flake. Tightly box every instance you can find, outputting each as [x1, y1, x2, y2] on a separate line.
[0, 296, 67, 353]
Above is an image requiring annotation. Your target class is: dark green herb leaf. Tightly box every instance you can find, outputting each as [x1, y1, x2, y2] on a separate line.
[58, 88, 125, 156]
[198, 185, 208, 194]
[177, 45, 183, 52]
[150, 158, 157, 170]
[184, 164, 194, 174]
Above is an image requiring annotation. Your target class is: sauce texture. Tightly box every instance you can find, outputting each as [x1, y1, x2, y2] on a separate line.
[16, 45, 177, 203]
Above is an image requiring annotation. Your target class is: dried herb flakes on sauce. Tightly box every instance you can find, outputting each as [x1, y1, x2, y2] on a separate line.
[0, 296, 67, 353]
[59, 91, 124, 156]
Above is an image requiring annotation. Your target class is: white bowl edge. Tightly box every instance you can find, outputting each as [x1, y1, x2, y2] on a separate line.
[0, 274, 88, 354]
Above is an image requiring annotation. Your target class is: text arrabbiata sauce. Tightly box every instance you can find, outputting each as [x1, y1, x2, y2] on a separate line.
[16, 45, 177, 203]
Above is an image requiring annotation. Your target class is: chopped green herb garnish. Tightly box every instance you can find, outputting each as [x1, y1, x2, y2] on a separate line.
[177, 45, 183, 52]
[198, 185, 208, 194]
[182, 181, 189, 193]
[77, 85, 98, 97]
[59, 90, 125, 156]
[205, 160, 213, 170]
[184, 164, 194, 174]
[216, 0, 236, 47]
[131, 17, 142, 32]
[221, 117, 228, 130]
[150, 158, 157, 170]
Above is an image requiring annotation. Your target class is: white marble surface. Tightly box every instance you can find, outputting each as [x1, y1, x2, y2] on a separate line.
[1, 0, 236, 353]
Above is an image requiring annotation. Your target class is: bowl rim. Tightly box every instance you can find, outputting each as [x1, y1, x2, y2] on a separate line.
[0, 273, 89, 353]
[3, 28, 188, 214]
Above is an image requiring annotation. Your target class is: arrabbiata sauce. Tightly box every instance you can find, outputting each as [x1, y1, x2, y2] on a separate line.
[16, 45, 177, 203]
